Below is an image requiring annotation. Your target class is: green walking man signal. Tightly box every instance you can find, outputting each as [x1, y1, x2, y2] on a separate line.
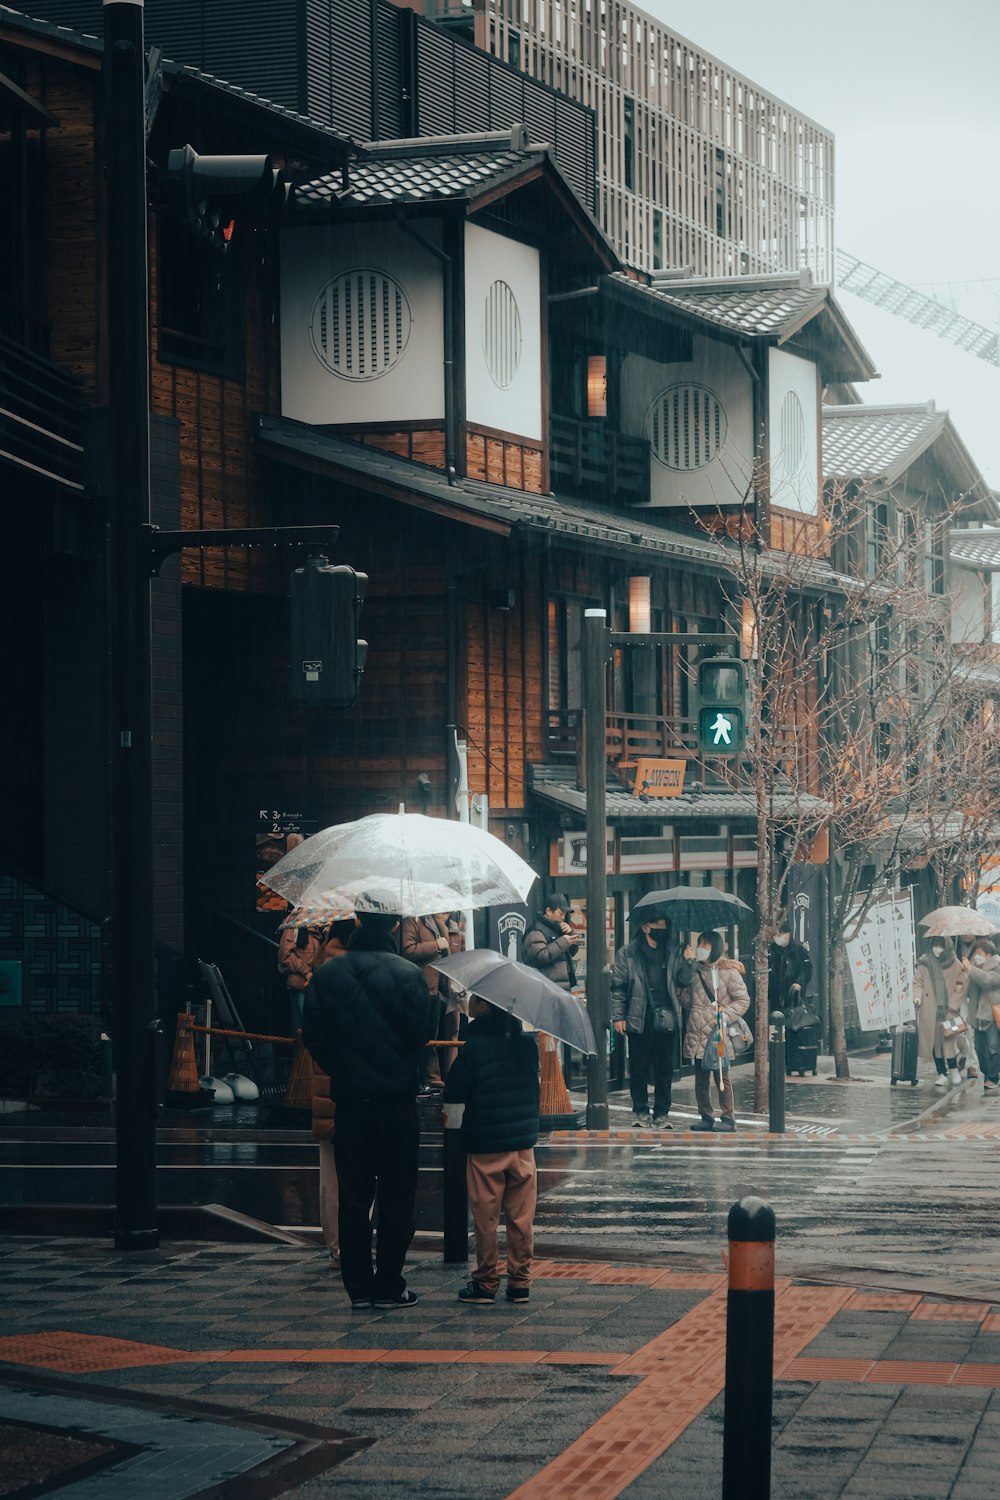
[696, 657, 747, 756]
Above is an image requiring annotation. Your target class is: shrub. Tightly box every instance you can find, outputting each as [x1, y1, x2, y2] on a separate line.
[0, 1014, 104, 1100]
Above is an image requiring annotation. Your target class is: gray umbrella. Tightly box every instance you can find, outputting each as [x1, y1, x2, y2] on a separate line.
[629, 886, 751, 931]
[430, 949, 597, 1055]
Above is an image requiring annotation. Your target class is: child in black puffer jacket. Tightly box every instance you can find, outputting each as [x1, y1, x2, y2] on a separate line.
[443, 998, 540, 1306]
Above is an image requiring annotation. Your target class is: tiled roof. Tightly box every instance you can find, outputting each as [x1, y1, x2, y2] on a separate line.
[603, 270, 876, 383]
[822, 402, 946, 482]
[297, 128, 547, 207]
[528, 766, 828, 822]
[255, 416, 850, 594]
[950, 528, 1000, 571]
[628, 272, 828, 338]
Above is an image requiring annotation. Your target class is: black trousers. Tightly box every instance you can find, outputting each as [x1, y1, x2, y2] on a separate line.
[627, 1024, 674, 1117]
[334, 1096, 420, 1301]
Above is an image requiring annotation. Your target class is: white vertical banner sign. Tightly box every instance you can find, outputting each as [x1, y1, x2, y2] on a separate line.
[845, 900, 884, 1032]
[845, 892, 917, 1033]
[884, 889, 916, 1027]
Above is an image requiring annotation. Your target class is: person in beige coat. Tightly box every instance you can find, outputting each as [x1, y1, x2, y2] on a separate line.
[913, 936, 968, 1087]
[681, 930, 751, 1133]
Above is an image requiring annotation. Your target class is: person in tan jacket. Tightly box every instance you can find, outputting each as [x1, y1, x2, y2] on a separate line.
[401, 913, 461, 1088]
[681, 930, 750, 1133]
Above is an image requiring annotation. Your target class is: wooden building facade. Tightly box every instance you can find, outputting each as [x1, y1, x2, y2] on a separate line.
[1, 5, 878, 1027]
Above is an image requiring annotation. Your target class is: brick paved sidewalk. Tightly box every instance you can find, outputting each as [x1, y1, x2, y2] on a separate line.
[3, 1236, 1000, 1499]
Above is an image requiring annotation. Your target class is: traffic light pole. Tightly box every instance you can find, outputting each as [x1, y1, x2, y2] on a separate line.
[582, 628, 739, 1129]
[584, 609, 610, 1129]
[105, 0, 158, 1250]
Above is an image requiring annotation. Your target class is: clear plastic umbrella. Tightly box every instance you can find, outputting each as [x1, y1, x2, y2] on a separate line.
[259, 812, 537, 917]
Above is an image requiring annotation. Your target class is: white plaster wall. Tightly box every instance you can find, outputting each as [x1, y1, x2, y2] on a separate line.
[768, 347, 820, 514]
[279, 222, 444, 425]
[464, 223, 541, 441]
[619, 337, 754, 507]
[950, 566, 987, 644]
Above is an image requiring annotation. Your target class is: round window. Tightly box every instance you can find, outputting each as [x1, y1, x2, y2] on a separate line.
[310, 269, 412, 381]
[647, 384, 727, 470]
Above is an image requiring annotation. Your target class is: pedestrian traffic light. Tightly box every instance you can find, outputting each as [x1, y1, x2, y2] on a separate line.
[695, 656, 746, 755]
[163, 144, 286, 252]
[290, 557, 368, 709]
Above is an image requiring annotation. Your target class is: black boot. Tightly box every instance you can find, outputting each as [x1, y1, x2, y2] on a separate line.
[689, 1115, 715, 1132]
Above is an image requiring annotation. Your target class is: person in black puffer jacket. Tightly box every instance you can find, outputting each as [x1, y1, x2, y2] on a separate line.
[303, 903, 440, 1310]
[443, 998, 540, 1306]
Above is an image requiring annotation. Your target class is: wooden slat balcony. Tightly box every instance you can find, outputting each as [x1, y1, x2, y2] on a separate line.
[0, 332, 86, 492]
[549, 413, 649, 505]
[547, 709, 816, 794]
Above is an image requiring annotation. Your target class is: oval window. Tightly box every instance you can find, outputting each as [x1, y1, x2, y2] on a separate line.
[482, 280, 522, 390]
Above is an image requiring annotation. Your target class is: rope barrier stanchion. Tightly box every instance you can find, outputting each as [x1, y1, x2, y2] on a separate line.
[723, 1195, 776, 1500]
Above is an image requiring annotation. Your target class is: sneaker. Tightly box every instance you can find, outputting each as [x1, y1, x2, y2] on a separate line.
[350, 1297, 373, 1311]
[967, 1067, 979, 1079]
[934, 1075, 948, 1088]
[717, 1118, 737, 1133]
[458, 1279, 496, 1305]
[651, 1116, 673, 1130]
[505, 1285, 530, 1304]
[689, 1117, 715, 1132]
[984, 1080, 998, 1092]
[948, 1068, 962, 1085]
[372, 1290, 419, 1308]
[632, 1114, 652, 1129]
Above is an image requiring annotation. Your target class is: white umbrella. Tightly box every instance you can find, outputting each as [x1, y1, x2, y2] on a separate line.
[259, 812, 537, 917]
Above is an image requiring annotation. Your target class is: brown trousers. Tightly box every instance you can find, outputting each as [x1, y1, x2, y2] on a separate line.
[695, 1065, 735, 1122]
[466, 1149, 537, 1292]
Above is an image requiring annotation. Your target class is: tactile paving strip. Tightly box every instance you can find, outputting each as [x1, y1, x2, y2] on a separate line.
[910, 1300, 990, 1323]
[505, 1281, 852, 1500]
[0, 1332, 192, 1375]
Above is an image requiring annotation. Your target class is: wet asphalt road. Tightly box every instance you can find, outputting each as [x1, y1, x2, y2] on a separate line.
[2, 1053, 999, 1299]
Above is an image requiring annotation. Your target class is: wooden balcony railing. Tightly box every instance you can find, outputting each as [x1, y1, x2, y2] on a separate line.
[549, 414, 649, 505]
[0, 332, 85, 491]
[546, 709, 817, 794]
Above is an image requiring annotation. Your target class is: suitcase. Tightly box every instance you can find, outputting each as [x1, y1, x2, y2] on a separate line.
[890, 1023, 918, 1086]
[785, 1006, 821, 1077]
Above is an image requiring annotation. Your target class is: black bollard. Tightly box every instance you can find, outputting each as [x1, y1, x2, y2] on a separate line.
[723, 1196, 776, 1500]
[768, 1011, 785, 1135]
[442, 1101, 470, 1264]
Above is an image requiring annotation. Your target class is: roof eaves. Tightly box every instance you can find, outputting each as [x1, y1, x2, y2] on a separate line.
[0, 5, 101, 58]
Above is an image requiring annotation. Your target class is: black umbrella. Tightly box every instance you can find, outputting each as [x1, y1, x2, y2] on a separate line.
[628, 886, 751, 931]
[430, 949, 597, 1055]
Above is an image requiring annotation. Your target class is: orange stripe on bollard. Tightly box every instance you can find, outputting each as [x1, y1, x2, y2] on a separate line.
[728, 1240, 775, 1292]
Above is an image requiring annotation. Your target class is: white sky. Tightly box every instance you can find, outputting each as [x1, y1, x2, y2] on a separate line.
[650, 0, 1000, 486]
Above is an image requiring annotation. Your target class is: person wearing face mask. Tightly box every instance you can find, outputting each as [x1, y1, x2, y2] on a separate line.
[767, 919, 812, 1012]
[913, 936, 968, 1087]
[963, 940, 1000, 1093]
[611, 913, 694, 1129]
[680, 931, 751, 1132]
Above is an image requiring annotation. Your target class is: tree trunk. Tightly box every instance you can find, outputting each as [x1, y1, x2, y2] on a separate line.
[753, 936, 770, 1113]
[829, 937, 851, 1079]
[754, 785, 770, 1114]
